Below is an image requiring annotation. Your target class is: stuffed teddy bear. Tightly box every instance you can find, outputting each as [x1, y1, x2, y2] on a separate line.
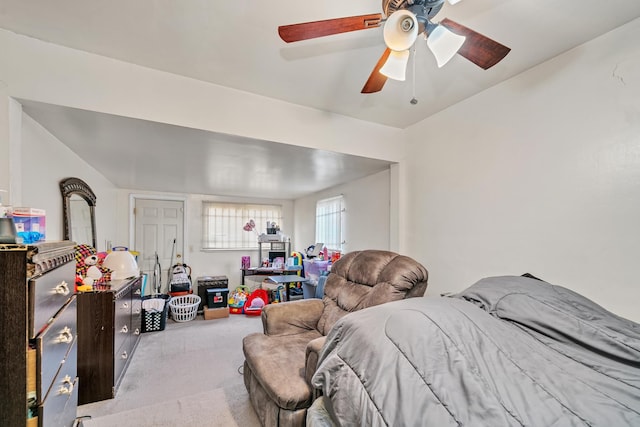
[83, 253, 104, 284]
[74, 244, 112, 291]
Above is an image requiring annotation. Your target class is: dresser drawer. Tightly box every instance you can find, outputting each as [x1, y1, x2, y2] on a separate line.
[40, 374, 78, 427]
[29, 262, 75, 338]
[114, 289, 132, 354]
[114, 340, 131, 393]
[131, 280, 142, 343]
[131, 279, 142, 328]
[40, 338, 78, 427]
[36, 296, 77, 400]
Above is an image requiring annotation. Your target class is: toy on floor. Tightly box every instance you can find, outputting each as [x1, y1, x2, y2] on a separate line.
[244, 289, 269, 316]
[267, 285, 286, 303]
[229, 286, 250, 314]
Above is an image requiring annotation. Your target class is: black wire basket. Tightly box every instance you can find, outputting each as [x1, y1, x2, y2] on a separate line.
[141, 294, 171, 333]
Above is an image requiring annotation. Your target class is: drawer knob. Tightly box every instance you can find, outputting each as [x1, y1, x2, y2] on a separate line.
[121, 325, 129, 334]
[134, 328, 140, 336]
[122, 302, 129, 309]
[57, 375, 74, 396]
[134, 289, 141, 295]
[56, 326, 73, 344]
[53, 281, 70, 296]
[121, 351, 128, 360]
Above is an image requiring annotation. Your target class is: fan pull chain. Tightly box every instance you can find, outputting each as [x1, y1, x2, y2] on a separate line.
[410, 44, 418, 105]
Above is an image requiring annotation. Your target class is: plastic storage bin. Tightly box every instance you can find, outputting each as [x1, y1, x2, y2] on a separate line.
[302, 282, 317, 299]
[12, 207, 46, 243]
[302, 274, 328, 299]
[303, 260, 330, 285]
[197, 276, 228, 310]
[206, 287, 229, 308]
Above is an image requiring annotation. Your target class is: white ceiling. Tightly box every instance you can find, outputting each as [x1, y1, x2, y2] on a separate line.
[19, 99, 392, 199]
[3, 0, 640, 198]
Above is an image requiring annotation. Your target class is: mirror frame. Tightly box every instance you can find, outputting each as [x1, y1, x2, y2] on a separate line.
[60, 177, 97, 248]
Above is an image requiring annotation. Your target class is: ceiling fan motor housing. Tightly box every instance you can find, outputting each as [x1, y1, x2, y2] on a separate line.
[383, 0, 444, 20]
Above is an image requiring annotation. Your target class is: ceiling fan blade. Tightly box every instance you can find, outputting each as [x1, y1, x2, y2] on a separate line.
[440, 18, 510, 69]
[278, 14, 382, 43]
[361, 48, 391, 94]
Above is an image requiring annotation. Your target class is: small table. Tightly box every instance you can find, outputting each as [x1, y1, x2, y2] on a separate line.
[241, 267, 302, 286]
[265, 274, 308, 302]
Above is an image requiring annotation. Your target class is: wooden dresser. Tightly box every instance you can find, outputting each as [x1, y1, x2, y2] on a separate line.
[0, 242, 78, 427]
[77, 276, 142, 404]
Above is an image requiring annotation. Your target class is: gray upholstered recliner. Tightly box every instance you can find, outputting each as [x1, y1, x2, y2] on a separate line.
[242, 250, 429, 427]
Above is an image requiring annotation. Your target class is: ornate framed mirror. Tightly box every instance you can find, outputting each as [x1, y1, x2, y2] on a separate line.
[60, 177, 97, 248]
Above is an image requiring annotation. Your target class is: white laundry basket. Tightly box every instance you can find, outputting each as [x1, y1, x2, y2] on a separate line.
[168, 294, 201, 322]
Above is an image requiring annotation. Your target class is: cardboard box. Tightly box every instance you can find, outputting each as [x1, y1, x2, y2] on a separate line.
[203, 305, 229, 320]
[12, 207, 46, 243]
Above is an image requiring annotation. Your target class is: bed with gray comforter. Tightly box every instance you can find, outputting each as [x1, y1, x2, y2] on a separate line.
[310, 275, 640, 426]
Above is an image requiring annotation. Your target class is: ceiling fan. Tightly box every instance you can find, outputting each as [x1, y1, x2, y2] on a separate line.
[278, 0, 511, 94]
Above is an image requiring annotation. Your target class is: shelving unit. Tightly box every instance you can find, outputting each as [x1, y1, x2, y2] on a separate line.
[257, 240, 291, 265]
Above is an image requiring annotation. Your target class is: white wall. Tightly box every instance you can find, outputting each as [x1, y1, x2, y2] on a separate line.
[20, 111, 118, 249]
[294, 169, 392, 254]
[0, 83, 11, 203]
[402, 18, 640, 321]
[0, 92, 22, 206]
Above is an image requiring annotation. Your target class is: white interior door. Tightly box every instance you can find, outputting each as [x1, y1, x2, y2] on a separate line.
[134, 198, 185, 295]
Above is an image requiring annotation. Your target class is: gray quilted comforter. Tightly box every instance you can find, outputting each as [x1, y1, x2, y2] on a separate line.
[311, 276, 640, 426]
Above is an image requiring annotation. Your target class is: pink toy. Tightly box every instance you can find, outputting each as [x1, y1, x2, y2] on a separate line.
[250, 297, 265, 309]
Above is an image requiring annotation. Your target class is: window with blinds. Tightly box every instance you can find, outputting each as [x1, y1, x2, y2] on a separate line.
[202, 202, 283, 249]
[315, 195, 344, 252]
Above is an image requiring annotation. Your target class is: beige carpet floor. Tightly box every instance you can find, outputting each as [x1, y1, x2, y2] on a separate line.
[77, 312, 263, 427]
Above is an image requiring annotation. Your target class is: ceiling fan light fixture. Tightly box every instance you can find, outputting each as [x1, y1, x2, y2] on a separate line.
[383, 10, 419, 51]
[380, 49, 410, 81]
[427, 24, 466, 68]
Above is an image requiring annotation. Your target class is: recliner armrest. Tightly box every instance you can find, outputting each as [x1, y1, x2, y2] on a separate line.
[261, 299, 324, 336]
[305, 336, 327, 387]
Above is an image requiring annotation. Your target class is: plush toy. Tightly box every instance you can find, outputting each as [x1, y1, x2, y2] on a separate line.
[83, 254, 103, 285]
[74, 244, 112, 291]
